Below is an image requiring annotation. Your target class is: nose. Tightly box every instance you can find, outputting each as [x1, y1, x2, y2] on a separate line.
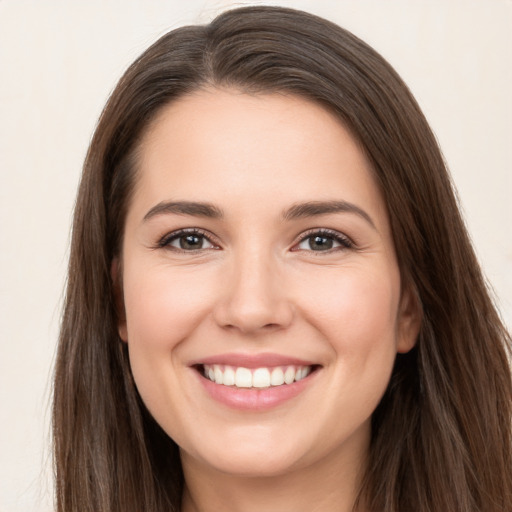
[212, 250, 294, 334]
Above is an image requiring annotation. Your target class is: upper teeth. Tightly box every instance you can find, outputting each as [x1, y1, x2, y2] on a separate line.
[203, 364, 312, 388]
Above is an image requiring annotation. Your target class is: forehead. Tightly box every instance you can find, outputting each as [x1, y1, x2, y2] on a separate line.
[130, 87, 388, 229]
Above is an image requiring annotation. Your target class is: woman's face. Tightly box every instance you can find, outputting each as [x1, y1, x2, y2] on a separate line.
[117, 88, 419, 478]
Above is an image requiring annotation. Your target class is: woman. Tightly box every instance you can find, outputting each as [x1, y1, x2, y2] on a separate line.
[53, 5, 512, 512]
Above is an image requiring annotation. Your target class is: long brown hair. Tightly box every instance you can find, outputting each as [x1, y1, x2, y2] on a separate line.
[53, 6, 512, 511]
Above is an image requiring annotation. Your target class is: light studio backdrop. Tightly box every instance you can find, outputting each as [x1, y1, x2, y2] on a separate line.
[0, 1, 510, 511]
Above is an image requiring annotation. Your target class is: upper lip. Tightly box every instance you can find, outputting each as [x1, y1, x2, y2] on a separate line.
[189, 352, 318, 369]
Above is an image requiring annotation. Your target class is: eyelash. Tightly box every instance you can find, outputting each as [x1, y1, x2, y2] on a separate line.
[156, 228, 354, 254]
[157, 228, 219, 252]
[292, 228, 354, 253]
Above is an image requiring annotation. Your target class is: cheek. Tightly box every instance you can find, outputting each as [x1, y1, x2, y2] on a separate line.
[310, 266, 400, 417]
[293, 261, 401, 417]
[122, 262, 221, 428]
[123, 262, 218, 349]
[297, 263, 401, 351]
[121, 262, 216, 401]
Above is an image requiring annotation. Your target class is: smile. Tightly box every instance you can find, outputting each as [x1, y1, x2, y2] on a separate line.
[202, 364, 313, 388]
[190, 353, 321, 410]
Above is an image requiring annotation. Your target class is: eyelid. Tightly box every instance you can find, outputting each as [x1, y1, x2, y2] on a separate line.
[157, 228, 221, 251]
[155, 227, 354, 253]
[290, 228, 354, 252]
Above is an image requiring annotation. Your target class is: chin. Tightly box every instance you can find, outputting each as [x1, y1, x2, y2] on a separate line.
[181, 430, 310, 478]
[201, 452, 302, 478]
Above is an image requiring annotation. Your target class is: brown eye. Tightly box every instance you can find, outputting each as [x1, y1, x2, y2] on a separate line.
[295, 230, 353, 252]
[305, 235, 335, 251]
[160, 230, 217, 251]
[176, 234, 207, 250]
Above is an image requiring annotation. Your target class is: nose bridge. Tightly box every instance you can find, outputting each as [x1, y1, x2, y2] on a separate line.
[214, 244, 292, 333]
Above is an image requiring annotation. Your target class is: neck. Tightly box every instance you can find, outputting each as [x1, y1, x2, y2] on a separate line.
[180, 434, 368, 512]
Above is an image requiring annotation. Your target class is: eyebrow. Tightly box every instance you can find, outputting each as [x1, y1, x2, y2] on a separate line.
[143, 201, 224, 221]
[142, 199, 376, 229]
[282, 200, 376, 229]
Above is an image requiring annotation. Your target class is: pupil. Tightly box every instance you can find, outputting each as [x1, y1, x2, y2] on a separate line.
[310, 235, 333, 250]
[180, 234, 202, 250]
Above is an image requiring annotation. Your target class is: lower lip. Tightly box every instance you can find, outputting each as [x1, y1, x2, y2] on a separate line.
[195, 369, 318, 411]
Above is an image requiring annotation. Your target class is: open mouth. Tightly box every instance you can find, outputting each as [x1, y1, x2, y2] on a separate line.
[195, 364, 320, 389]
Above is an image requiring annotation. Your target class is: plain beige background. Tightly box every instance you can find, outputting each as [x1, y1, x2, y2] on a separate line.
[0, 1, 511, 510]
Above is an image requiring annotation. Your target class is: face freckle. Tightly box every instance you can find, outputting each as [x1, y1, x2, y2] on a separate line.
[118, 87, 420, 480]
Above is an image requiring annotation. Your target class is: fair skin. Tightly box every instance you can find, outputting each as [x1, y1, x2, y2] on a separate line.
[116, 88, 420, 512]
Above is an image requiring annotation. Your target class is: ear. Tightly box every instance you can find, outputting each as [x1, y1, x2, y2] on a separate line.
[396, 282, 422, 354]
[111, 258, 128, 342]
